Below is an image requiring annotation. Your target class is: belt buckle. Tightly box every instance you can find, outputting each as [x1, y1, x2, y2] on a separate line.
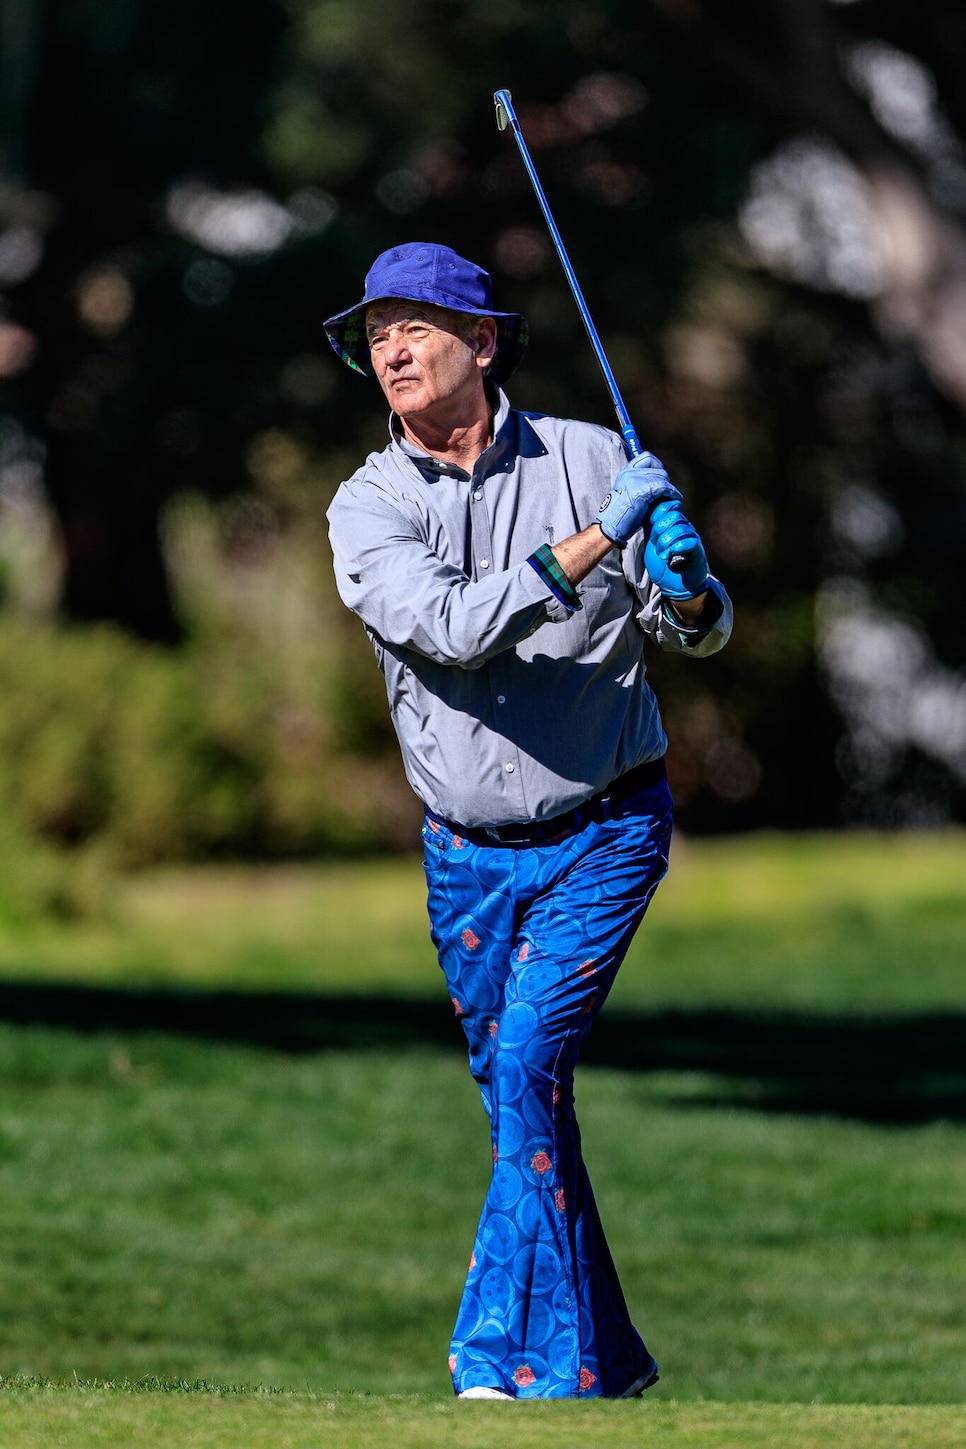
[489, 823, 530, 844]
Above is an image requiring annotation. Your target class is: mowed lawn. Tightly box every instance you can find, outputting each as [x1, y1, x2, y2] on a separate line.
[0, 832, 964, 1446]
[2, 1021, 963, 1400]
[2, 1386, 965, 1449]
[0, 829, 964, 1011]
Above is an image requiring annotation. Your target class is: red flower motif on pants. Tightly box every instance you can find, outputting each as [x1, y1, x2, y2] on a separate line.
[448, 1355, 457, 1374]
[514, 1365, 536, 1388]
[461, 928, 480, 950]
[516, 941, 529, 962]
[531, 1151, 552, 1175]
[579, 1367, 597, 1391]
[555, 1188, 566, 1212]
[578, 958, 598, 977]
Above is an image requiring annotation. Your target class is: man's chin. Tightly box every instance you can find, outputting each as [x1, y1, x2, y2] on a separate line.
[391, 393, 429, 417]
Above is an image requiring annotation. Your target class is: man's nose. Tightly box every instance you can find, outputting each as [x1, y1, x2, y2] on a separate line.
[384, 335, 412, 365]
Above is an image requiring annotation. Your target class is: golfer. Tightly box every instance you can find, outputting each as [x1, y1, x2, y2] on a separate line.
[324, 243, 732, 1400]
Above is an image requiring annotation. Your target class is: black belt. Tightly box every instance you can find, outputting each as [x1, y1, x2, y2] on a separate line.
[426, 757, 666, 847]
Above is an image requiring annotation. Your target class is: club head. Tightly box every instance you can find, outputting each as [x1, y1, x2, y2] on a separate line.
[493, 89, 511, 131]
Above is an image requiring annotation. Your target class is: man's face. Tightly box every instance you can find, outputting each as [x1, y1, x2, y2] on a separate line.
[365, 303, 496, 426]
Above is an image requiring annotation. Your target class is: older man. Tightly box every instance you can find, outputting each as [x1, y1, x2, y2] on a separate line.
[325, 242, 732, 1401]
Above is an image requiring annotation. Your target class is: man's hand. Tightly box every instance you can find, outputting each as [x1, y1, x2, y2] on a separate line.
[595, 453, 682, 548]
[644, 500, 710, 600]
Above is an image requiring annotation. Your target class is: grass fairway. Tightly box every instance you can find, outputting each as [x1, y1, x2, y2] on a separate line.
[0, 1029, 963, 1404]
[0, 1385, 964, 1449]
[0, 832, 964, 1443]
[0, 829, 964, 1010]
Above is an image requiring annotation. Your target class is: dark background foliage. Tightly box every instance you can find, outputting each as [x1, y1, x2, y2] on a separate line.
[1, 0, 964, 860]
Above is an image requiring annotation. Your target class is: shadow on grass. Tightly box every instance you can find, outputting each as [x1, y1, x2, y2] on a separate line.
[1, 980, 965, 1123]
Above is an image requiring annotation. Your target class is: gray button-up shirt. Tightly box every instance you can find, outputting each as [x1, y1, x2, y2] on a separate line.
[327, 389, 732, 828]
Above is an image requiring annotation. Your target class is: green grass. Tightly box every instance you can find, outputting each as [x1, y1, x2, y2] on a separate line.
[1, 1383, 964, 1449]
[2, 831, 965, 1010]
[1, 832, 964, 1444]
[0, 1028, 963, 1404]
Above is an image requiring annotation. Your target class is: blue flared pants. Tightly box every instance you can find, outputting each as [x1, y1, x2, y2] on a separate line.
[421, 773, 673, 1399]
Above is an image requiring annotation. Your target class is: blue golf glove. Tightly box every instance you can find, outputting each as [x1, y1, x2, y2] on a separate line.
[595, 452, 682, 547]
[644, 499, 710, 600]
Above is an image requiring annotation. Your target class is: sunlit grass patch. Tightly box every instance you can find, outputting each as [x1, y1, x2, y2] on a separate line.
[0, 831, 964, 1010]
[0, 1032, 963, 1403]
[0, 1382, 964, 1449]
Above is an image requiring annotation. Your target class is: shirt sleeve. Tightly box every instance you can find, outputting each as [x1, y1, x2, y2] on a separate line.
[526, 543, 583, 613]
[622, 530, 734, 657]
[327, 474, 571, 669]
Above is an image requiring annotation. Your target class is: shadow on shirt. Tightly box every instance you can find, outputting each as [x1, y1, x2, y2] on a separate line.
[403, 646, 666, 800]
[0, 978, 963, 1124]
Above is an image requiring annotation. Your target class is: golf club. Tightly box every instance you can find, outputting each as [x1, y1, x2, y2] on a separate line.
[494, 88, 687, 568]
[494, 87, 643, 459]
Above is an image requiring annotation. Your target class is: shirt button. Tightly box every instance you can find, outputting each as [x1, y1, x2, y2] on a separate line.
[474, 491, 483, 501]
[497, 695, 506, 704]
[480, 559, 489, 569]
[505, 762, 515, 773]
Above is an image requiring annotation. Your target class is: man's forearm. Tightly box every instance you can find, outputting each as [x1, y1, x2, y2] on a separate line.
[549, 523, 615, 585]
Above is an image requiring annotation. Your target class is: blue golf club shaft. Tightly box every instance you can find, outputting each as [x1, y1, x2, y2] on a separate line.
[493, 88, 643, 461]
[494, 88, 689, 572]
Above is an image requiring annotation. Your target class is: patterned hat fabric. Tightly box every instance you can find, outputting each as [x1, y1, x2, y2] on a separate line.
[324, 243, 529, 384]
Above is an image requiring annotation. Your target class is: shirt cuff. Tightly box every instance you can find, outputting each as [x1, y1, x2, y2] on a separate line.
[527, 543, 583, 614]
[660, 588, 724, 644]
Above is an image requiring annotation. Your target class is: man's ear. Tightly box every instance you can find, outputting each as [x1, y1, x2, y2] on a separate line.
[475, 317, 498, 369]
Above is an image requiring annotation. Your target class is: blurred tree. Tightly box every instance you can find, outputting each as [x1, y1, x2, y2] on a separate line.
[0, 0, 964, 834]
[0, 0, 289, 639]
[648, 0, 966, 828]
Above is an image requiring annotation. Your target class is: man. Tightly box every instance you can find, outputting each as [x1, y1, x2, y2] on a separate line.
[324, 242, 731, 1401]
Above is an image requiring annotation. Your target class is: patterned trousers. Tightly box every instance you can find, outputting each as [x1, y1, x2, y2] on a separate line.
[421, 773, 673, 1398]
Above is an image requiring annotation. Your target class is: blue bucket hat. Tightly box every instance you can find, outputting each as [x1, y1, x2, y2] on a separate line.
[324, 242, 529, 384]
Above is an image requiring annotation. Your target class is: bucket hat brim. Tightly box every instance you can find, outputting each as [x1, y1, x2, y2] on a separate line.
[323, 243, 528, 385]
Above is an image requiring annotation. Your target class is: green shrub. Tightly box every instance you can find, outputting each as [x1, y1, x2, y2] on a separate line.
[0, 616, 417, 879]
[0, 811, 88, 922]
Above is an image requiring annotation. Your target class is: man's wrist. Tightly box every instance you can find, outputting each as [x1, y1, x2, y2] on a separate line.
[664, 591, 709, 624]
[662, 589, 723, 634]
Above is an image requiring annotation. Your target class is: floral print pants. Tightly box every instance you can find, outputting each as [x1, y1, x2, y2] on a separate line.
[421, 774, 673, 1398]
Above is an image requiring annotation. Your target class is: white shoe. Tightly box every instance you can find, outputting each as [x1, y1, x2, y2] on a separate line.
[619, 1359, 660, 1397]
[458, 1386, 514, 1400]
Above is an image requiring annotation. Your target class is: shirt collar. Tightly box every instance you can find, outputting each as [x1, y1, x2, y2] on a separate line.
[389, 387, 514, 481]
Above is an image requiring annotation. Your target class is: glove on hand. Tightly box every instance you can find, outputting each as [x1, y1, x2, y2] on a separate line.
[645, 499, 710, 600]
[595, 452, 682, 547]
